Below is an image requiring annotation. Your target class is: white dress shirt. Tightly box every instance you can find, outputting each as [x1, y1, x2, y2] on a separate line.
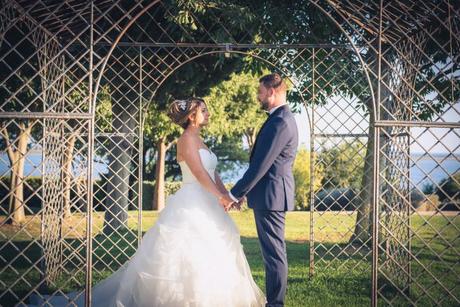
[228, 103, 287, 202]
[268, 103, 287, 115]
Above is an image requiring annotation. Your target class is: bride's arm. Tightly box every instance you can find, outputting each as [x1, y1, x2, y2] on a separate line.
[179, 136, 227, 200]
[214, 171, 228, 194]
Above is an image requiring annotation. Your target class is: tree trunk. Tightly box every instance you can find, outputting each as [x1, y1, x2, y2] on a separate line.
[75, 176, 85, 210]
[349, 98, 374, 246]
[244, 128, 257, 152]
[62, 132, 77, 217]
[142, 144, 149, 181]
[7, 168, 17, 218]
[349, 50, 391, 246]
[152, 137, 166, 211]
[10, 149, 26, 225]
[1, 122, 30, 225]
[103, 101, 136, 235]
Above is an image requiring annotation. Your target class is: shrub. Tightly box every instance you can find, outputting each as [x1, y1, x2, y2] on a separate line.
[422, 182, 435, 195]
[411, 189, 427, 209]
[0, 177, 184, 213]
[415, 194, 440, 212]
[317, 142, 365, 191]
[293, 149, 323, 210]
[439, 201, 460, 211]
[436, 171, 460, 202]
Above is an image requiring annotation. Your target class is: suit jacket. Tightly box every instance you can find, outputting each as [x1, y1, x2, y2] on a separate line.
[231, 104, 299, 211]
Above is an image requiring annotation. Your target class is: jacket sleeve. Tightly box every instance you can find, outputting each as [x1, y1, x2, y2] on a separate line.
[230, 117, 289, 199]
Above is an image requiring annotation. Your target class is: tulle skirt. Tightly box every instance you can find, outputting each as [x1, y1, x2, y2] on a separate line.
[30, 182, 266, 307]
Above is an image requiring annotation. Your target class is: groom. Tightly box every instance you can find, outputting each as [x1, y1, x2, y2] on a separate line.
[220, 73, 298, 307]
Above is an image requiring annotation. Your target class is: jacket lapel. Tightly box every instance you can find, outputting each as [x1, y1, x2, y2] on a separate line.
[250, 117, 269, 161]
[249, 105, 288, 161]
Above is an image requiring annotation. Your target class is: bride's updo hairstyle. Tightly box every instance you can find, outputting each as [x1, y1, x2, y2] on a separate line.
[167, 97, 205, 129]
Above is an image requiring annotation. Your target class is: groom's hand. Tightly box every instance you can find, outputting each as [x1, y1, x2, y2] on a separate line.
[232, 196, 246, 211]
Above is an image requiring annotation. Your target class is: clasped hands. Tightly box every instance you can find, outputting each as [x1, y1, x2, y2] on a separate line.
[219, 193, 245, 212]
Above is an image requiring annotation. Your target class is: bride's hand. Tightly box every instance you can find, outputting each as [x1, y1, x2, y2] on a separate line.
[218, 193, 234, 212]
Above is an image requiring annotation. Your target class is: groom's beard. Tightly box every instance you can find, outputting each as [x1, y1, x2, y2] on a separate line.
[261, 100, 269, 111]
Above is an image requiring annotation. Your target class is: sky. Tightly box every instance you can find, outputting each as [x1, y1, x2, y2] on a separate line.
[293, 98, 460, 155]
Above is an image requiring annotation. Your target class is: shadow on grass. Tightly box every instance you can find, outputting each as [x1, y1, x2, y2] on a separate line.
[0, 231, 458, 306]
[0, 229, 139, 306]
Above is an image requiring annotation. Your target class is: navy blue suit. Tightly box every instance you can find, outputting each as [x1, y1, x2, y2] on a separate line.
[231, 104, 298, 307]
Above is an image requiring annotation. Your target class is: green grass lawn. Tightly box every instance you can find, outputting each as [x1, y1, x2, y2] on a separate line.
[0, 211, 458, 306]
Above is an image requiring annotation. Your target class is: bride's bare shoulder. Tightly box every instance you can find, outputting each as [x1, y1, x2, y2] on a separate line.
[177, 132, 199, 153]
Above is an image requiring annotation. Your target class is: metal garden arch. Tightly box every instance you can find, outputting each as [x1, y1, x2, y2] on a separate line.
[0, 1, 458, 306]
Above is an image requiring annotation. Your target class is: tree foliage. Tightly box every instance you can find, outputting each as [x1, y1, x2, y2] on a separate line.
[203, 71, 267, 146]
[436, 171, 460, 202]
[318, 142, 366, 191]
[293, 149, 324, 210]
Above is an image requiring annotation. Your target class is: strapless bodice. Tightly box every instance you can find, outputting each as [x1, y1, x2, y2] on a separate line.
[178, 148, 218, 184]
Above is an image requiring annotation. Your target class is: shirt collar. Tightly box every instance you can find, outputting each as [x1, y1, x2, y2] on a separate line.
[268, 103, 287, 115]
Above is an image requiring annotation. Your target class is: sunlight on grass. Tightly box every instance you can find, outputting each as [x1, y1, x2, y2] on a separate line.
[1, 211, 458, 306]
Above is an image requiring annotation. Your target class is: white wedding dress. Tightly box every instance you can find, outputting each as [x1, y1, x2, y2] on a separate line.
[30, 148, 265, 307]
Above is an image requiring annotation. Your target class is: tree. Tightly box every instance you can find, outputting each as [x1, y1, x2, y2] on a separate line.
[142, 66, 277, 212]
[142, 57, 253, 211]
[1, 17, 114, 224]
[100, 0, 259, 227]
[342, 2, 459, 245]
[0, 121, 35, 224]
[62, 83, 112, 216]
[436, 171, 460, 203]
[143, 102, 180, 211]
[245, 0, 458, 245]
[102, 52, 139, 234]
[0, 21, 43, 225]
[318, 142, 365, 191]
[204, 134, 249, 182]
[204, 71, 267, 151]
[293, 149, 324, 210]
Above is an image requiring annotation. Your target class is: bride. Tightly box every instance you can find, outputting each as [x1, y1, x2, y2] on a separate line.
[31, 97, 266, 306]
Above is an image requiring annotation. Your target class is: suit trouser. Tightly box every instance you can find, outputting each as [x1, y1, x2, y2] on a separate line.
[253, 210, 287, 307]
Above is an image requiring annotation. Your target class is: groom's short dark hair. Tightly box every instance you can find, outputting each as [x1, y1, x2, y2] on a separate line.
[259, 73, 286, 92]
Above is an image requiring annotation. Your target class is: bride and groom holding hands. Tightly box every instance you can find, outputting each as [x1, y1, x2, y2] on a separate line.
[38, 73, 298, 307]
